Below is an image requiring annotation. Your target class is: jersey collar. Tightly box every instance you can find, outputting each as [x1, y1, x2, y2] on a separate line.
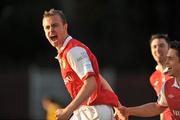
[155, 65, 159, 71]
[55, 35, 72, 59]
[59, 35, 72, 53]
[172, 78, 180, 89]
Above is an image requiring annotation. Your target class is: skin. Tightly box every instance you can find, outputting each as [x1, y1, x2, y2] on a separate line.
[43, 15, 97, 120]
[100, 75, 126, 120]
[166, 48, 180, 85]
[118, 48, 180, 119]
[150, 38, 169, 72]
[150, 37, 171, 120]
[43, 15, 68, 51]
[55, 76, 97, 120]
[42, 98, 52, 110]
[43, 14, 124, 120]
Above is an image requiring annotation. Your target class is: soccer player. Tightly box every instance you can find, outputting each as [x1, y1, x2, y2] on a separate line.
[42, 9, 124, 120]
[119, 40, 180, 120]
[149, 33, 172, 120]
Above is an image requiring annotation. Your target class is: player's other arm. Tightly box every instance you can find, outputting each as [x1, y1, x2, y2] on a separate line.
[100, 75, 122, 105]
[100, 75, 128, 120]
[100, 75, 115, 92]
[127, 102, 166, 117]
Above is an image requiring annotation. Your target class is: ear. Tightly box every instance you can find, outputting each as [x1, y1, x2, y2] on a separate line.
[64, 23, 68, 31]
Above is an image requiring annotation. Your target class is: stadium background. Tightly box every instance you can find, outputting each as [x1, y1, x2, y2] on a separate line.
[0, 0, 180, 119]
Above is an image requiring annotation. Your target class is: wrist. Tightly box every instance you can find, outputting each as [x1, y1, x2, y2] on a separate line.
[118, 101, 122, 106]
[65, 104, 75, 116]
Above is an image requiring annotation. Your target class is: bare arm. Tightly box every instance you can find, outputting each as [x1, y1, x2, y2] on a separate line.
[64, 76, 97, 115]
[100, 74, 122, 105]
[99, 74, 129, 120]
[100, 75, 114, 92]
[128, 102, 166, 117]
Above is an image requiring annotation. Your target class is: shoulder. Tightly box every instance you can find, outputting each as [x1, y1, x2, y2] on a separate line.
[68, 38, 84, 46]
[66, 46, 90, 63]
[68, 46, 87, 56]
[150, 70, 160, 78]
[150, 70, 161, 82]
[63, 38, 84, 53]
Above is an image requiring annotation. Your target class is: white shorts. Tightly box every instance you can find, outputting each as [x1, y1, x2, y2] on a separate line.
[69, 105, 115, 120]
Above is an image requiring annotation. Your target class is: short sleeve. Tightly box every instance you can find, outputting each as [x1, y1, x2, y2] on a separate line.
[67, 47, 94, 79]
[157, 82, 168, 107]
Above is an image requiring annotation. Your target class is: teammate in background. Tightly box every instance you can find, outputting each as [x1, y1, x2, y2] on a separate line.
[119, 40, 180, 120]
[42, 9, 124, 120]
[149, 33, 172, 120]
[42, 97, 60, 120]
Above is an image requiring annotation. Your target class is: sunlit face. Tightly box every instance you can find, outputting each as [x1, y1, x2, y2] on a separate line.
[43, 15, 68, 48]
[166, 48, 180, 77]
[150, 38, 169, 64]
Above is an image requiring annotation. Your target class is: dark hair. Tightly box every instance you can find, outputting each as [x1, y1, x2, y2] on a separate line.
[43, 8, 67, 24]
[149, 33, 170, 45]
[169, 40, 180, 59]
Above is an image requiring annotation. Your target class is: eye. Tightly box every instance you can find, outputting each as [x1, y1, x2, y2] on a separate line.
[152, 45, 156, 49]
[52, 23, 58, 28]
[159, 44, 165, 48]
[44, 25, 50, 30]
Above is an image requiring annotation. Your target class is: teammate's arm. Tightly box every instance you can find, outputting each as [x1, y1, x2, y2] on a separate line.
[127, 102, 166, 117]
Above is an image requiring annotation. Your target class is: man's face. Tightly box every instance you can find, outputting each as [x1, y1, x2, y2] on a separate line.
[43, 15, 67, 48]
[150, 38, 169, 64]
[166, 48, 180, 77]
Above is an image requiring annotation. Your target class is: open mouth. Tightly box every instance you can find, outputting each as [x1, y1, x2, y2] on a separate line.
[50, 35, 58, 41]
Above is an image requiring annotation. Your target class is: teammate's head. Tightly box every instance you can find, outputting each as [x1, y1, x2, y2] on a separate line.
[42, 9, 68, 50]
[149, 33, 170, 65]
[149, 34, 170, 45]
[166, 40, 180, 77]
[169, 40, 180, 60]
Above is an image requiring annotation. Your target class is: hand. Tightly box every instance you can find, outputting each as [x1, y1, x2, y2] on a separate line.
[55, 108, 71, 120]
[114, 106, 129, 120]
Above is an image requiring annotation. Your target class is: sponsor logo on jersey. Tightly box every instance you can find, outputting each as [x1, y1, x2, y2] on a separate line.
[172, 110, 180, 116]
[77, 52, 88, 62]
[84, 63, 92, 70]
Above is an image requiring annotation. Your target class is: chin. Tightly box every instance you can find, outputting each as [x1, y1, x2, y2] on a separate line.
[54, 43, 60, 47]
[167, 73, 174, 77]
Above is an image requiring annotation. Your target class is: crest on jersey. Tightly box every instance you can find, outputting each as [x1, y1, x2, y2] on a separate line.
[168, 94, 174, 99]
[60, 58, 66, 69]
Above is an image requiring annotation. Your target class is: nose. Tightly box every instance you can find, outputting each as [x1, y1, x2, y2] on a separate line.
[156, 46, 160, 52]
[165, 58, 169, 66]
[49, 26, 54, 32]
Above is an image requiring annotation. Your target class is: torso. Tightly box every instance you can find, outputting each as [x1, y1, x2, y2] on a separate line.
[56, 37, 119, 106]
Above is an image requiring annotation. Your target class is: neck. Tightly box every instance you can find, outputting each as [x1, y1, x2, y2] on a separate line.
[157, 63, 165, 73]
[56, 34, 69, 52]
[176, 75, 180, 84]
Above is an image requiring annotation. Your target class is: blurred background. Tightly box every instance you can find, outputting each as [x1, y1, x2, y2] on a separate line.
[0, 0, 180, 120]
